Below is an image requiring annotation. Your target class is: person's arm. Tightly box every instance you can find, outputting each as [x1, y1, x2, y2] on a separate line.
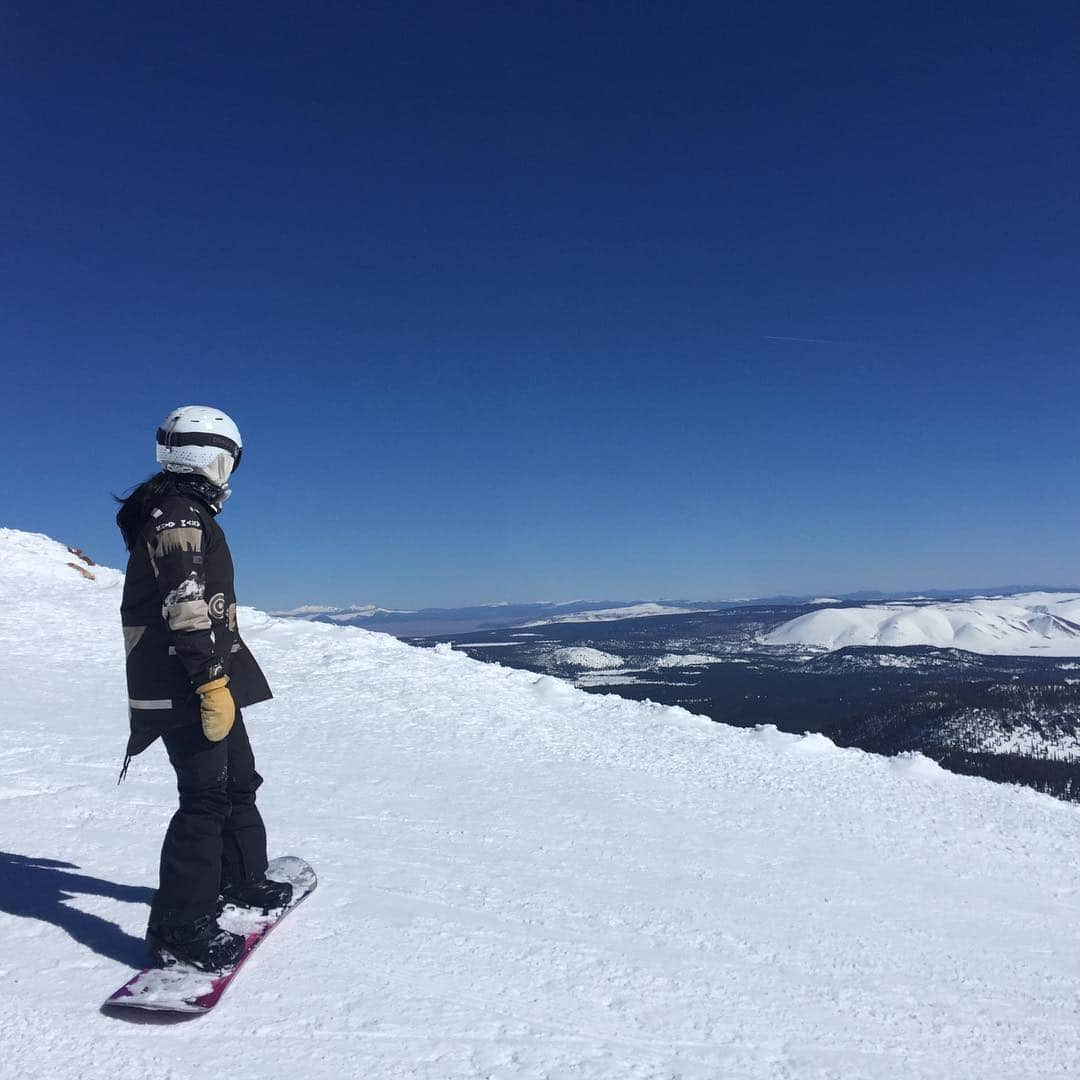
[142, 501, 225, 689]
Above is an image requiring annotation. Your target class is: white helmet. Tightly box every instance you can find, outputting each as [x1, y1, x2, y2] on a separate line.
[156, 405, 243, 488]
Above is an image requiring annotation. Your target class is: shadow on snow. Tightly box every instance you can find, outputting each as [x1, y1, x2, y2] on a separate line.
[0, 850, 152, 968]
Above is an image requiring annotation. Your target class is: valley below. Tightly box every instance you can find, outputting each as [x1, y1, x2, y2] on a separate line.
[414, 602, 1080, 803]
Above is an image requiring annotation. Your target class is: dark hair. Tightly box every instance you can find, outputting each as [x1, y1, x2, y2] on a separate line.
[114, 471, 175, 552]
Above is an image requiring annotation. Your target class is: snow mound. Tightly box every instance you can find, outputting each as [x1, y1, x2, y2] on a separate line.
[547, 646, 624, 669]
[2, 528, 1080, 1079]
[0, 527, 124, 590]
[656, 652, 723, 667]
[763, 592, 1080, 656]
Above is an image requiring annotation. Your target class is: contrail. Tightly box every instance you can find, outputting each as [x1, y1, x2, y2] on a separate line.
[763, 335, 852, 346]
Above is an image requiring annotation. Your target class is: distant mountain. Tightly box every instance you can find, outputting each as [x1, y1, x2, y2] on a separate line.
[269, 599, 723, 637]
[840, 585, 1080, 601]
[271, 603, 418, 621]
[762, 593, 1080, 657]
[273, 587, 1080, 640]
[523, 602, 698, 626]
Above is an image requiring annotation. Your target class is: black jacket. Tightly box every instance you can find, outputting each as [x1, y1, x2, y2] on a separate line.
[120, 479, 272, 757]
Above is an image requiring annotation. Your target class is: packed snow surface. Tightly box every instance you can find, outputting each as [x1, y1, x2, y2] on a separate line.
[763, 592, 1080, 656]
[3, 527, 1080, 1079]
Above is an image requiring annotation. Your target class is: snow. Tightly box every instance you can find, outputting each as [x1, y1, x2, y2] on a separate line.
[655, 653, 723, 667]
[763, 592, 1080, 656]
[453, 642, 523, 649]
[547, 646, 625, 669]
[326, 605, 417, 621]
[3, 527, 1080, 1078]
[982, 727, 1080, 760]
[845, 652, 921, 668]
[269, 603, 344, 616]
[525, 602, 695, 626]
[271, 604, 418, 620]
[572, 672, 658, 687]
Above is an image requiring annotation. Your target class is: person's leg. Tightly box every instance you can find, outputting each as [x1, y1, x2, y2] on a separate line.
[149, 721, 229, 929]
[220, 710, 269, 889]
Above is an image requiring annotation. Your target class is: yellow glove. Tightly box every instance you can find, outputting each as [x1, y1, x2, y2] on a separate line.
[195, 676, 235, 742]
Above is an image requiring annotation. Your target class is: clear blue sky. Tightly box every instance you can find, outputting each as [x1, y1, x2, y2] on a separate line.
[4, 3, 1079, 608]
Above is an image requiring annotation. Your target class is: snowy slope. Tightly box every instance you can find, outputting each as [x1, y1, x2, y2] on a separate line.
[3, 528, 1080, 1080]
[763, 592, 1080, 656]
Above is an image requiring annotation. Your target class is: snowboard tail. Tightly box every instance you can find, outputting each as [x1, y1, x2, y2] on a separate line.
[104, 855, 316, 1015]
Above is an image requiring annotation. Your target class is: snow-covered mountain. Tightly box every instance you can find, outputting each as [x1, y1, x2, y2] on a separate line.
[272, 598, 707, 637]
[523, 602, 697, 626]
[270, 603, 418, 620]
[763, 593, 1080, 656]
[3, 526, 1080, 1079]
[275, 590, 1080, 641]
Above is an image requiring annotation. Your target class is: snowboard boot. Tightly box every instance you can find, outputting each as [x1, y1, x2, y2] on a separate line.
[146, 914, 246, 972]
[218, 876, 294, 915]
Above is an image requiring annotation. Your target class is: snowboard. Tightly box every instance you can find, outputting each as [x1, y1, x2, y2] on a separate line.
[104, 855, 317, 1015]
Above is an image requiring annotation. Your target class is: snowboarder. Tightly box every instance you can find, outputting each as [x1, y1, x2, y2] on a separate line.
[115, 405, 291, 971]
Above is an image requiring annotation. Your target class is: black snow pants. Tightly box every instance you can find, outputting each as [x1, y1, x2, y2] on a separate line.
[149, 710, 269, 929]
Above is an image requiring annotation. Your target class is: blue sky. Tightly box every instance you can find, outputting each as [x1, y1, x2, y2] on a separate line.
[4, 3, 1079, 608]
